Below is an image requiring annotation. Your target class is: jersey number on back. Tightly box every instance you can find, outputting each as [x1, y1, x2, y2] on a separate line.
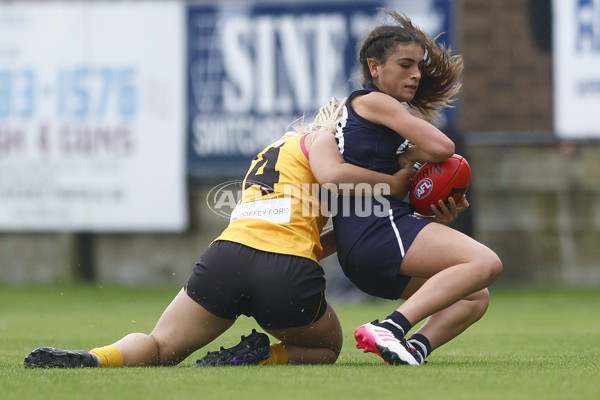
[244, 144, 283, 193]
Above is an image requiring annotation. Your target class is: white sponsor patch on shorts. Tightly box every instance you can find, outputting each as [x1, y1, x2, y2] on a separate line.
[230, 198, 292, 223]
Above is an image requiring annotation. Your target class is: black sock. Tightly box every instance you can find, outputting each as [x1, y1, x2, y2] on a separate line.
[379, 311, 412, 339]
[407, 333, 432, 360]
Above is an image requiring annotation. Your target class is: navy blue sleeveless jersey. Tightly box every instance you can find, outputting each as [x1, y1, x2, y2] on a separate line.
[335, 83, 410, 175]
[332, 84, 430, 299]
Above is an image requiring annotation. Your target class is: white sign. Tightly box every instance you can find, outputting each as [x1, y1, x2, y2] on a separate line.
[553, 0, 600, 138]
[0, 2, 187, 231]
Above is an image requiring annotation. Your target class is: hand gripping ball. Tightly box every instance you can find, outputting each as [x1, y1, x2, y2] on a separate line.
[409, 154, 471, 216]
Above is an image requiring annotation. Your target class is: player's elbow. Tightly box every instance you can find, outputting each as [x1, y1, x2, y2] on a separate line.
[429, 140, 455, 163]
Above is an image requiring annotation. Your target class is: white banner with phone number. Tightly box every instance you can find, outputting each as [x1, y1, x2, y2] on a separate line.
[0, 1, 187, 231]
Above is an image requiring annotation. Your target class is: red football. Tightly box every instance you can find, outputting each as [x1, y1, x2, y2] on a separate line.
[409, 154, 471, 216]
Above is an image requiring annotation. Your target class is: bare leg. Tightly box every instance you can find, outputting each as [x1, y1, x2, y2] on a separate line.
[397, 223, 502, 326]
[401, 278, 490, 350]
[415, 289, 489, 350]
[265, 303, 343, 364]
[112, 289, 234, 366]
[353, 225, 500, 365]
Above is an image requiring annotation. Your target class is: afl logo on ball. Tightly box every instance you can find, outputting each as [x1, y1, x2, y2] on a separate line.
[414, 178, 433, 199]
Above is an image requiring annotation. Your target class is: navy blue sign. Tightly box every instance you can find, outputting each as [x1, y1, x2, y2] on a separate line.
[187, 0, 455, 179]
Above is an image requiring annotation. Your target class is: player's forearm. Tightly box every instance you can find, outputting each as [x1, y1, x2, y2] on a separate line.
[320, 225, 337, 259]
[316, 162, 409, 198]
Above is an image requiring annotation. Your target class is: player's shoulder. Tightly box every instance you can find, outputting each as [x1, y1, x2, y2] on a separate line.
[281, 131, 301, 140]
[351, 92, 406, 126]
[351, 90, 401, 114]
[261, 131, 301, 151]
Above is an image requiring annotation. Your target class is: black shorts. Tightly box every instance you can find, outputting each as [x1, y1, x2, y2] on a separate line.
[185, 240, 327, 330]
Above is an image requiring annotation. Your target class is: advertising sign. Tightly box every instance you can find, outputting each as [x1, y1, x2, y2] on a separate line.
[187, 0, 455, 178]
[553, 0, 600, 137]
[0, 2, 187, 231]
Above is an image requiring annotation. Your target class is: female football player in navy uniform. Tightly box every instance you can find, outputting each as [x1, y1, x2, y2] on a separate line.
[332, 10, 502, 365]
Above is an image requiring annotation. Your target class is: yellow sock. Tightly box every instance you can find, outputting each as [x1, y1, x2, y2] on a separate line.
[259, 343, 288, 365]
[89, 345, 124, 367]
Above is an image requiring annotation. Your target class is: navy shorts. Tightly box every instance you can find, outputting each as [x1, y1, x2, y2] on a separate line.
[185, 240, 327, 330]
[336, 212, 430, 300]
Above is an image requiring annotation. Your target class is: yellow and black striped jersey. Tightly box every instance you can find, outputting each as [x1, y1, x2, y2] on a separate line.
[216, 132, 327, 262]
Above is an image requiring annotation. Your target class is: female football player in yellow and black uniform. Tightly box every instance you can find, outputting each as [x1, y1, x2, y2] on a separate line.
[24, 99, 416, 368]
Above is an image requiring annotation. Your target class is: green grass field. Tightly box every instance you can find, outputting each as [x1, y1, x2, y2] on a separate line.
[1, 285, 599, 399]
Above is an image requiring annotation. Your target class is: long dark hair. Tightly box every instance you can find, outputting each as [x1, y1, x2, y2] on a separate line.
[359, 9, 463, 119]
